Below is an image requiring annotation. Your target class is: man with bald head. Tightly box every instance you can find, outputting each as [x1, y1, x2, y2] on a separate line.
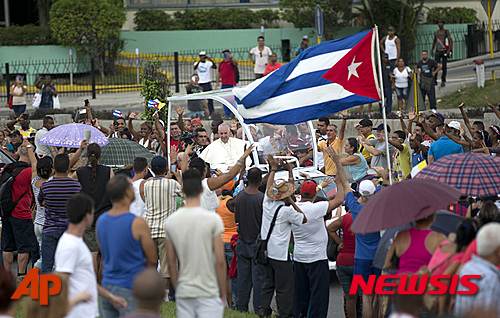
[123, 269, 165, 318]
[199, 123, 250, 170]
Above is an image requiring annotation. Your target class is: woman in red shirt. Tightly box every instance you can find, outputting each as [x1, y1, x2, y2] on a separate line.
[328, 212, 357, 318]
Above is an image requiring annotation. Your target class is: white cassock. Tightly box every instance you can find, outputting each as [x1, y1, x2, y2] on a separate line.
[199, 137, 251, 171]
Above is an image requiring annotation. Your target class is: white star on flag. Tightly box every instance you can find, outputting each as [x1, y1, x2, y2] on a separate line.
[347, 57, 362, 80]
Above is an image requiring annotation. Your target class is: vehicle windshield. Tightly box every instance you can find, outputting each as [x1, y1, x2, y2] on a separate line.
[0, 150, 14, 165]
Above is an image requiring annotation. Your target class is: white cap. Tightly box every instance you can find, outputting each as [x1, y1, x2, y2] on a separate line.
[303, 35, 309, 40]
[199, 51, 207, 56]
[448, 121, 461, 130]
[359, 180, 376, 196]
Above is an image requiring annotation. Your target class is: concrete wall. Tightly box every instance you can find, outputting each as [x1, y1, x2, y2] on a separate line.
[0, 46, 86, 63]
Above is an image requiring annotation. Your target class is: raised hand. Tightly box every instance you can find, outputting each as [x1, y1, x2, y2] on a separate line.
[418, 112, 425, 123]
[175, 104, 184, 116]
[340, 109, 348, 118]
[320, 176, 334, 189]
[267, 154, 278, 170]
[280, 158, 293, 171]
[458, 101, 465, 108]
[408, 108, 416, 122]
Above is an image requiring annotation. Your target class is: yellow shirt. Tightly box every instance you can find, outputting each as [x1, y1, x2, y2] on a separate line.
[359, 134, 375, 166]
[318, 138, 343, 176]
[393, 143, 411, 181]
[15, 125, 36, 139]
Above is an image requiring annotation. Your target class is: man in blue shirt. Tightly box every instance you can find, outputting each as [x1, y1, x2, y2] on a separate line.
[295, 35, 310, 56]
[428, 124, 463, 163]
[331, 150, 382, 318]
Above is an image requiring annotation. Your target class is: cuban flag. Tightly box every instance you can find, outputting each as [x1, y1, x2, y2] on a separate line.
[113, 109, 123, 118]
[234, 29, 380, 124]
[148, 99, 160, 110]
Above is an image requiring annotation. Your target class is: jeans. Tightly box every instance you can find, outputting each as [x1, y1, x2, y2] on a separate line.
[260, 258, 294, 317]
[199, 82, 214, 115]
[221, 85, 235, 117]
[380, 85, 393, 114]
[236, 240, 265, 313]
[188, 110, 205, 119]
[100, 284, 137, 318]
[224, 242, 237, 306]
[13, 104, 26, 118]
[395, 87, 409, 100]
[34, 223, 43, 269]
[294, 260, 330, 318]
[420, 83, 436, 109]
[435, 51, 448, 82]
[41, 229, 65, 274]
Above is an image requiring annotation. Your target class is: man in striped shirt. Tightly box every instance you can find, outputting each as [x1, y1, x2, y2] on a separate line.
[39, 154, 81, 274]
[142, 156, 181, 294]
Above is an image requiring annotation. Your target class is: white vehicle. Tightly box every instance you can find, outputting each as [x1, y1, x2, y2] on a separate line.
[167, 88, 338, 270]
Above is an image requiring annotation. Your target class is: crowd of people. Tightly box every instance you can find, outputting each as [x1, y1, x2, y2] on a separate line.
[0, 85, 499, 318]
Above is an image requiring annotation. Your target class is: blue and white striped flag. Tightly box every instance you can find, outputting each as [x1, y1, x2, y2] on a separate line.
[113, 109, 123, 118]
[234, 29, 381, 124]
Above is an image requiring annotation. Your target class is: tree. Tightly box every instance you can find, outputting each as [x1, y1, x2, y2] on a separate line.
[140, 59, 172, 122]
[37, 0, 57, 28]
[279, 0, 355, 40]
[426, 7, 479, 24]
[360, 0, 425, 64]
[49, 0, 126, 79]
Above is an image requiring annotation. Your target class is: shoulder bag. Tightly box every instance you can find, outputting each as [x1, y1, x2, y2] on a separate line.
[32, 85, 43, 108]
[253, 205, 284, 265]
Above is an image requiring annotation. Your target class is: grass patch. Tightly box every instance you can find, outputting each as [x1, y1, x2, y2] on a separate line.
[436, 79, 500, 109]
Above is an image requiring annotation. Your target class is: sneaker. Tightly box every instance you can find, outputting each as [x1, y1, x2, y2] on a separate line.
[441, 82, 446, 87]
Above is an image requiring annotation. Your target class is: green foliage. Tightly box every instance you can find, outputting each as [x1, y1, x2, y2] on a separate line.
[134, 8, 280, 31]
[0, 24, 55, 45]
[426, 7, 479, 24]
[134, 9, 174, 31]
[140, 59, 171, 122]
[49, 0, 126, 78]
[360, 0, 425, 63]
[279, 0, 354, 40]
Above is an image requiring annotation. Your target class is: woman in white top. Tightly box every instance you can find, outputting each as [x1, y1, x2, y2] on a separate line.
[128, 111, 155, 151]
[391, 58, 412, 112]
[182, 143, 255, 213]
[9, 75, 27, 117]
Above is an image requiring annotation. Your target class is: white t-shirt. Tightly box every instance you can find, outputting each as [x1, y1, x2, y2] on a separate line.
[291, 201, 329, 263]
[195, 61, 214, 84]
[201, 178, 220, 213]
[257, 136, 275, 163]
[249, 46, 272, 74]
[130, 179, 146, 218]
[164, 206, 224, 298]
[261, 196, 304, 261]
[393, 66, 411, 88]
[55, 232, 98, 318]
[317, 134, 327, 169]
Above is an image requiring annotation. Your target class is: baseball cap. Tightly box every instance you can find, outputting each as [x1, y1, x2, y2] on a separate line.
[382, 53, 389, 58]
[9, 130, 21, 137]
[375, 123, 391, 133]
[448, 121, 461, 130]
[429, 112, 445, 124]
[151, 156, 167, 169]
[388, 26, 396, 31]
[359, 118, 373, 127]
[300, 180, 317, 197]
[199, 51, 207, 56]
[221, 179, 236, 193]
[191, 118, 202, 124]
[359, 180, 376, 197]
[222, 49, 230, 53]
[302, 35, 309, 40]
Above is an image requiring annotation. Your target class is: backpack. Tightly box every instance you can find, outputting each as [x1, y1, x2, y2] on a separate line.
[230, 62, 240, 84]
[0, 161, 30, 219]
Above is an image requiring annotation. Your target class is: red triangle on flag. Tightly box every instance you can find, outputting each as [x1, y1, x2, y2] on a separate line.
[322, 29, 380, 101]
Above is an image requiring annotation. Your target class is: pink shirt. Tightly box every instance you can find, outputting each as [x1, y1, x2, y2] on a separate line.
[397, 228, 433, 274]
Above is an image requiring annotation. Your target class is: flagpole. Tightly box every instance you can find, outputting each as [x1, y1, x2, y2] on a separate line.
[374, 25, 393, 185]
[167, 101, 172, 167]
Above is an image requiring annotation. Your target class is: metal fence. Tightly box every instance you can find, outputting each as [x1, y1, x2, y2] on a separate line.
[4, 22, 500, 102]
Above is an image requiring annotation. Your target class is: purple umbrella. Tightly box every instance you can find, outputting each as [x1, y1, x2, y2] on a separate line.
[350, 179, 461, 234]
[39, 123, 109, 148]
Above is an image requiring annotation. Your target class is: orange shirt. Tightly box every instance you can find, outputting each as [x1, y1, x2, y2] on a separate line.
[216, 195, 237, 243]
